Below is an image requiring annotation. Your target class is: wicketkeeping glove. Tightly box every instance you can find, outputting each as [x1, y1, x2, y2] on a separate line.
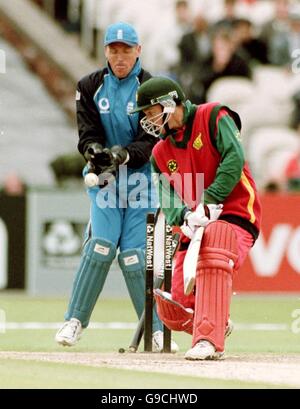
[84, 143, 117, 187]
[92, 145, 129, 186]
[110, 145, 129, 166]
[84, 142, 103, 163]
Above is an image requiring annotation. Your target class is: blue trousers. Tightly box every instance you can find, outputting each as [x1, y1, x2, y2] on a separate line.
[87, 165, 157, 250]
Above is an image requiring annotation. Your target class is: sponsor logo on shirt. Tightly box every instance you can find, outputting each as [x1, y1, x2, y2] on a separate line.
[98, 98, 110, 114]
[127, 101, 135, 115]
[167, 159, 178, 173]
[193, 133, 203, 150]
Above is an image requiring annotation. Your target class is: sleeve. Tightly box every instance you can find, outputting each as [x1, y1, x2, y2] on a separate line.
[124, 69, 157, 169]
[151, 156, 187, 226]
[204, 112, 245, 204]
[126, 121, 158, 169]
[76, 74, 106, 156]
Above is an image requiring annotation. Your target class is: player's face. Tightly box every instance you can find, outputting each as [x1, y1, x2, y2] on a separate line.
[144, 105, 164, 123]
[141, 105, 170, 138]
[144, 105, 166, 133]
[105, 43, 141, 79]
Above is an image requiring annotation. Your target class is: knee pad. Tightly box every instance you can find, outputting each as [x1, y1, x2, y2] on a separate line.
[85, 237, 116, 261]
[198, 221, 239, 274]
[118, 248, 145, 278]
[193, 221, 239, 351]
[154, 289, 194, 334]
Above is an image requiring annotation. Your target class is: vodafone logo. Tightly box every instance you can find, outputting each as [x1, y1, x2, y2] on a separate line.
[250, 224, 300, 277]
[98, 98, 110, 113]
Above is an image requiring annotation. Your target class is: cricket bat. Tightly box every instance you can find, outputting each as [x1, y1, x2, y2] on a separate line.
[183, 226, 204, 295]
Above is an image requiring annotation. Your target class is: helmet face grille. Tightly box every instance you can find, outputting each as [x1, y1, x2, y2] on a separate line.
[140, 97, 176, 137]
[140, 110, 173, 138]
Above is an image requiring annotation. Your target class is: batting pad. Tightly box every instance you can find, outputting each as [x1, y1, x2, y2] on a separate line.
[192, 221, 238, 351]
[65, 237, 116, 328]
[118, 249, 163, 333]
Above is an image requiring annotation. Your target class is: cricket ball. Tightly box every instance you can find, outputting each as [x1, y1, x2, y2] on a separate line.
[84, 173, 98, 187]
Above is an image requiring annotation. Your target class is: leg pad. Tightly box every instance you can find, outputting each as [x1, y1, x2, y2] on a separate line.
[193, 221, 238, 351]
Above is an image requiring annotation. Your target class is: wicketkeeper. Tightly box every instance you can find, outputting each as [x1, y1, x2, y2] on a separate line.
[55, 23, 178, 353]
[131, 77, 261, 360]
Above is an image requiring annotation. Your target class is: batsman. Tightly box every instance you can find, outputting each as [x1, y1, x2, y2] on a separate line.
[131, 77, 262, 360]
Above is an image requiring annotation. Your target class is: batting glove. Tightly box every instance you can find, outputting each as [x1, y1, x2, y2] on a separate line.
[181, 204, 223, 239]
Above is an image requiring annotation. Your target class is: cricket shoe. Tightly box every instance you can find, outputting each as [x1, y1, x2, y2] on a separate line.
[55, 318, 83, 346]
[152, 330, 179, 353]
[184, 340, 224, 361]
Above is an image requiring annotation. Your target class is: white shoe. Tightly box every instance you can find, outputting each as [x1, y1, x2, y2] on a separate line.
[184, 340, 224, 360]
[55, 318, 83, 346]
[152, 330, 179, 353]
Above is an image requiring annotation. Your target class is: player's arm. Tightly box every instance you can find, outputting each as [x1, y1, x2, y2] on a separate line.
[94, 118, 158, 171]
[125, 123, 158, 169]
[151, 157, 188, 225]
[117, 69, 156, 169]
[76, 72, 106, 156]
[204, 113, 245, 204]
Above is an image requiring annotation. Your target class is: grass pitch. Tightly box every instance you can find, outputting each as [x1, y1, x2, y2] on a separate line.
[0, 292, 299, 389]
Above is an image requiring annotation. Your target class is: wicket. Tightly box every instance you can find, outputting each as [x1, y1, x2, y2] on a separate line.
[144, 212, 155, 352]
[144, 212, 175, 352]
[126, 210, 179, 353]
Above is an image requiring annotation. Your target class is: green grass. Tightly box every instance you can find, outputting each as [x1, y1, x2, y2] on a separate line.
[0, 292, 136, 323]
[230, 294, 300, 324]
[0, 359, 280, 389]
[228, 294, 300, 354]
[0, 292, 300, 388]
[1, 292, 300, 353]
